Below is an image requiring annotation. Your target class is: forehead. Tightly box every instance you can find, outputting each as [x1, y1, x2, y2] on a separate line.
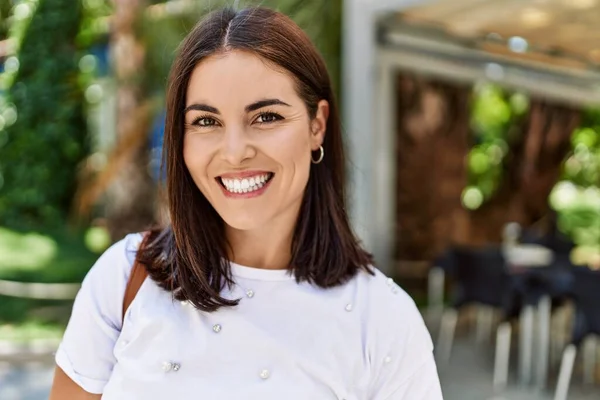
[186, 50, 298, 106]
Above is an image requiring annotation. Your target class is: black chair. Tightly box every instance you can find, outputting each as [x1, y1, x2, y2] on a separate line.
[554, 267, 600, 400]
[452, 246, 514, 310]
[436, 246, 516, 391]
[427, 248, 457, 325]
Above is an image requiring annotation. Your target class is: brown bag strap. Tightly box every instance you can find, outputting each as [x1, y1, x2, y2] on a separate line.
[121, 235, 150, 326]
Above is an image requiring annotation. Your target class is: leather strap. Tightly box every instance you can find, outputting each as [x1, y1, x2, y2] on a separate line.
[121, 237, 150, 325]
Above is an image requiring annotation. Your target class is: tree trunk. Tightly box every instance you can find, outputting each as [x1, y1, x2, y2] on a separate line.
[105, 0, 156, 240]
[458, 100, 581, 245]
[394, 74, 471, 261]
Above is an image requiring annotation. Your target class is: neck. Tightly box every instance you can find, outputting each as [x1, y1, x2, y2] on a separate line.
[225, 214, 297, 270]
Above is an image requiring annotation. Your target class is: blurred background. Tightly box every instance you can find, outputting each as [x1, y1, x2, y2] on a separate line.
[0, 0, 599, 399]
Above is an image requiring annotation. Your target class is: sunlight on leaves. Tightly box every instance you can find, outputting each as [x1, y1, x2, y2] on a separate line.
[0, 227, 58, 270]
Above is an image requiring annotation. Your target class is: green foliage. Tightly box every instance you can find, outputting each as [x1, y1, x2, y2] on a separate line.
[0, 226, 98, 283]
[550, 183, 600, 262]
[6, 0, 38, 45]
[0, 1, 39, 91]
[0, 320, 65, 342]
[551, 109, 600, 261]
[0, 226, 98, 325]
[563, 110, 600, 187]
[83, 225, 111, 253]
[468, 85, 600, 202]
[0, 0, 89, 229]
[469, 83, 600, 262]
[463, 85, 528, 208]
[0, 226, 58, 270]
[78, 0, 112, 49]
[0, 0, 11, 40]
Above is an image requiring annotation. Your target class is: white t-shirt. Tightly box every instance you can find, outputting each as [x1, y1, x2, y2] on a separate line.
[56, 233, 443, 399]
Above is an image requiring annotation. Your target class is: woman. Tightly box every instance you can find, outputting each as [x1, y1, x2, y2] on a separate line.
[50, 6, 442, 400]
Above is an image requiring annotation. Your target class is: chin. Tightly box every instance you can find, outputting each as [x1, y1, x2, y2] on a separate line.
[218, 211, 271, 232]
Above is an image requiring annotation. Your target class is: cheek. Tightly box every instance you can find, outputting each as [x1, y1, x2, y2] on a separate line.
[267, 127, 311, 165]
[183, 136, 212, 183]
[274, 128, 313, 184]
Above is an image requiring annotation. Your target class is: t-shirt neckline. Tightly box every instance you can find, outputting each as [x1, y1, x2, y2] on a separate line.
[229, 261, 294, 281]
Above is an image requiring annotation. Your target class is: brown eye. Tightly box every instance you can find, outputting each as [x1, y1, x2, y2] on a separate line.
[255, 112, 283, 124]
[192, 116, 217, 127]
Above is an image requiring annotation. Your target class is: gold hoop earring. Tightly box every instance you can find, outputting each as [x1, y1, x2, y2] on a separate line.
[311, 146, 324, 164]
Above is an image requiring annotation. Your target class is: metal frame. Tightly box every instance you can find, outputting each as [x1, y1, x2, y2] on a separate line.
[342, 0, 427, 273]
[377, 24, 600, 106]
[371, 52, 398, 273]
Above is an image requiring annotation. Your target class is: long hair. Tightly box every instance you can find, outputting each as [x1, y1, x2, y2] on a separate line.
[138, 6, 373, 312]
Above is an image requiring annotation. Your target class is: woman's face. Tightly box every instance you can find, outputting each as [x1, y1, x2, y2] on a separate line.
[183, 50, 328, 232]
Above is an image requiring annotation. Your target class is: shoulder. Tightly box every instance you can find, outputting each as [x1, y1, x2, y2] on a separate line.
[350, 268, 437, 395]
[83, 232, 144, 285]
[351, 267, 433, 365]
[352, 267, 426, 331]
[74, 232, 145, 324]
[68, 232, 145, 327]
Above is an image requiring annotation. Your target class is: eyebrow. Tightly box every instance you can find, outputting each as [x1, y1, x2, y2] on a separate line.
[184, 98, 291, 115]
[245, 99, 291, 112]
[184, 104, 219, 114]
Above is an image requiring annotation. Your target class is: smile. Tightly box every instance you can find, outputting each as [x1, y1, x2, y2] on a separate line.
[218, 172, 274, 195]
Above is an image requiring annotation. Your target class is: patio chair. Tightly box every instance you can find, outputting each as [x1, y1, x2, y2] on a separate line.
[553, 267, 600, 400]
[427, 249, 456, 329]
[435, 246, 516, 392]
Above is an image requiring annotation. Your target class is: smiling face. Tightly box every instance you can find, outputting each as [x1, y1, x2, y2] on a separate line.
[183, 50, 328, 232]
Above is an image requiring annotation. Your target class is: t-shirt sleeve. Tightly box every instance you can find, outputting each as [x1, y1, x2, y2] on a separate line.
[367, 274, 444, 400]
[54, 233, 142, 394]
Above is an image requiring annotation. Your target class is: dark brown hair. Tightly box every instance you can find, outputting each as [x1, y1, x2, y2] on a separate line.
[138, 6, 373, 312]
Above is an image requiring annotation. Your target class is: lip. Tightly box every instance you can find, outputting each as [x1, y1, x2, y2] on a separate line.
[216, 171, 274, 199]
[218, 170, 272, 179]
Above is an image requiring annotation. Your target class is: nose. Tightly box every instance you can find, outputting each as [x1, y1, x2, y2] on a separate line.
[220, 125, 256, 165]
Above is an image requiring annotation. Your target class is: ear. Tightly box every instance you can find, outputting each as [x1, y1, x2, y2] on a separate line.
[310, 100, 329, 150]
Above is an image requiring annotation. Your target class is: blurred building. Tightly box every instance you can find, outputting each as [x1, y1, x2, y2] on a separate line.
[343, 0, 600, 274]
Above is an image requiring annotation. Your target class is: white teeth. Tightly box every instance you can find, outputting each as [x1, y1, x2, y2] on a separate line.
[220, 173, 271, 194]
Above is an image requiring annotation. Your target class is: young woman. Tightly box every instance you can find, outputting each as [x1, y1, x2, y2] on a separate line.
[50, 6, 443, 400]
